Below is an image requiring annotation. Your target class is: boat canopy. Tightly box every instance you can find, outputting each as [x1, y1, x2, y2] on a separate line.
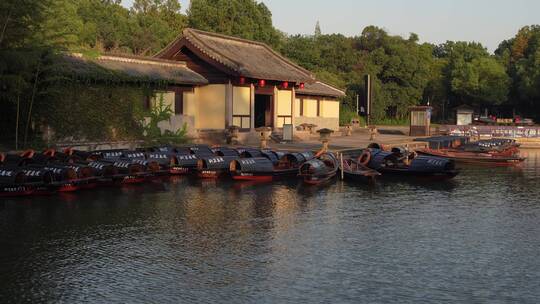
[175, 154, 199, 167]
[36, 164, 77, 181]
[281, 151, 314, 167]
[414, 136, 470, 149]
[238, 148, 263, 158]
[366, 149, 392, 170]
[407, 156, 455, 173]
[0, 168, 27, 185]
[88, 161, 118, 176]
[261, 150, 281, 165]
[188, 145, 214, 157]
[123, 151, 146, 160]
[230, 157, 274, 174]
[212, 147, 240, 157]
[147, 152, 175, 166]
[22, 168, 54, 184]
[299, 159, 330, 177]
[198, 156, 238, 170]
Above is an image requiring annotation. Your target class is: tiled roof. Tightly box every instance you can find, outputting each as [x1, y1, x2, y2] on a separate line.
[155, 28, 316, 83]
[296, 81, 346, 98]
[63, 53, 208, 85]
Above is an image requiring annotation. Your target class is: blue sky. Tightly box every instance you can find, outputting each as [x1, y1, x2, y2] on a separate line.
[122, 0, 540, 52]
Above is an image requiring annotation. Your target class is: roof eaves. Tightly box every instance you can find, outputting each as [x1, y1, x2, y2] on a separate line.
[183, 28, 241, 72]
[317, 81, 346, 96]
[184, 28, 315, 82]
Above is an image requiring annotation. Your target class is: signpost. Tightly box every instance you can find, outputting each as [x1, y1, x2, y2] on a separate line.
[364, 74, 372, 126]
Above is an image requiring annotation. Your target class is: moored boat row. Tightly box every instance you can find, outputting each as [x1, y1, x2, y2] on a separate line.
[3, 136, 518, 197]
[0, 146, 320, 197]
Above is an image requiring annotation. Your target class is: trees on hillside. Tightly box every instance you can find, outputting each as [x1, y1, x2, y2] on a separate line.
[429, 41, 510, 116]
[187, 0, 282, 48]
[1, 0, 540, 143]
[355, 28, 434, 119]
[496, 25, 540, 115]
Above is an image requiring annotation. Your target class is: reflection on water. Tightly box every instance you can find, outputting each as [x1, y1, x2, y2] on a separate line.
[1, 151, 540, 303]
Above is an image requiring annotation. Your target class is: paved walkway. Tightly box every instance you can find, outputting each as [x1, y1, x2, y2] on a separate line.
[269, 127, 427, 152]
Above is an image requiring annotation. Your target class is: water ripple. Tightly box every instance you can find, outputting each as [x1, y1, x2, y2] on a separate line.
[1, 151, 540, 303]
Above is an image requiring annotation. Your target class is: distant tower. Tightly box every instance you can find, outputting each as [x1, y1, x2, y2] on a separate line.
[314, 21, 321, 37]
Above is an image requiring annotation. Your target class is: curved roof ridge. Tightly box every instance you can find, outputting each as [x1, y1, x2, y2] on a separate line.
[98, 53, 189, 68]
[185, 28, 314, 80]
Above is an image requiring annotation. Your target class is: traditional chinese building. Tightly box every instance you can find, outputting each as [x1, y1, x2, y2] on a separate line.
[152, 28, 344, 133]
[66, 28, 345, 141]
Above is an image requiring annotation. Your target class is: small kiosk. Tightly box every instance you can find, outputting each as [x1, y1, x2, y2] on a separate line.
[409, 106, 432, 136]
[455, 105, 474, 126]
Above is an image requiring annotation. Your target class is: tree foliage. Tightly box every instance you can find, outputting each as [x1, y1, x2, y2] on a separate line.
[436, 41, 510, 108]
[1, 0, 539, 148]
[187, 0, 282, 48]
[496, 25, 540, 115]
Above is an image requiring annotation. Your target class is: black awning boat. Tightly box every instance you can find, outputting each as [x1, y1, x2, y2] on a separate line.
[196, 155, 239, 179]
[299, 152, 339, 185]
[229, 157, 275, 182]
[0, 168, 34, 197]
[365, 148, 458, 179]
[235, 147, 263, 158]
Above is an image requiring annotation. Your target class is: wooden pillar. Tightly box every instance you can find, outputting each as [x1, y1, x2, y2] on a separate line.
[225, 81, 233, 128]
[291, 87, 296, 135]
[273, 85, 278, 129]
[194, 87, 200, 130]
[250, 83, 255, 131]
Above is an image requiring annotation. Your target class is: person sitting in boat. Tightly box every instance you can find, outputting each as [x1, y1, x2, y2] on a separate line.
[403, 151, 418, 166]
[387, 147, 417, 167]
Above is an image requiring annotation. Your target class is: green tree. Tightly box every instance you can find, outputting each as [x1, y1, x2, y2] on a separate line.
[355, 27, 434, 120]
[187, 0, 282, 48]
[34, 0, 84, 49]
[438, 41, 510, 109]
[496, 25, 540, 119]
[129, 0, 186, 55]
[0, 0, 51, 48]
[77, 0, 132, 52]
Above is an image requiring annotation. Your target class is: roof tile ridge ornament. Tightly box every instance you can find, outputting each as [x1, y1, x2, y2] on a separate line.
[185, 28, 315, 81]
[183, 28, 241, 72]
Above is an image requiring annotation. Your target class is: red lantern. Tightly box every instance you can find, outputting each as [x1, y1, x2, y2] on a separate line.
[258, 79, 266, 87]
[282, 81, 289, 89]
[299, 83, 305, 89]
[239, 77, 246, 85]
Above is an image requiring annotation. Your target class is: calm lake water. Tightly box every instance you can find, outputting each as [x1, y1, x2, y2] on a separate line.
[1, 151, 540, 303]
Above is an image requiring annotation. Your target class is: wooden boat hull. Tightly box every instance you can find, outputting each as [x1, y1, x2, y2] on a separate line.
[169, 167, 191, 175]
[119, 175, 146, 184]
[197, 170, 229, 179]
[364, 149, 460, 180]
[0, 185, 34, 197]
[340, 158, 381, 184]
[299, 153, 339, 185]
[302, 172, 336, 185]
[343, 171, 378, 184]
[232, 174, 273, 182]
[231, 168, 298, 182]
[418, 149, 525, 165]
